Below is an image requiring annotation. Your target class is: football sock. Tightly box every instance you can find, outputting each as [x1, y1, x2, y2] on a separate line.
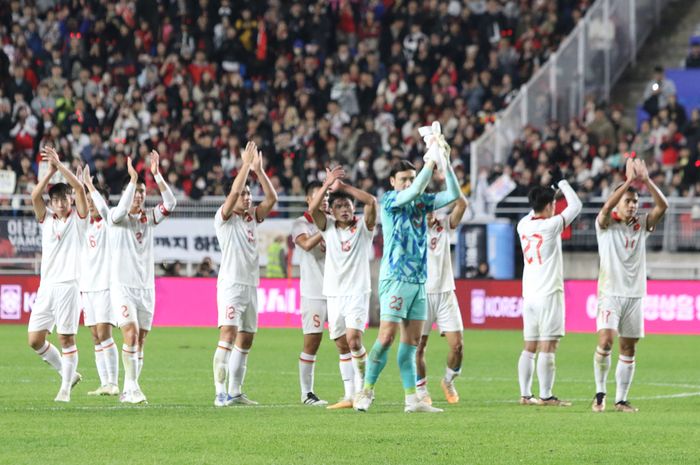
[518, 350, 536, 397]
[364, 340, 390, 389]
[228, 346, 249, 396]
[615, 355, 636, 403]
[444, 366, 461, 384]
[299, 352, 316, 397]
[537, 352, 556, 399]
[35, 341, 62, 373]
[594, 346, 611, 394]
[351, 346, 367, 394]
[213, 341, 233, 396]
[136, 350, 144, 380]
[101, 338, 119, 386]
[60, 345, 79, 392]
[416, 377, 428, 396]
[122, 344, 139, 392]
[397, 342, 418, 395]
[339, 353, 355, 400]
[94, 344, 108, 386]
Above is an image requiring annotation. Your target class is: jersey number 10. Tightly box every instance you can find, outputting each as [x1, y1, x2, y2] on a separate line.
[522, 234, 543, 265]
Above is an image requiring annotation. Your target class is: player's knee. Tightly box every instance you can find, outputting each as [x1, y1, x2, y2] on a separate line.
[377, 333, 394, 347]
[28, 334, 45, 350]
[58, 334, 75, 347]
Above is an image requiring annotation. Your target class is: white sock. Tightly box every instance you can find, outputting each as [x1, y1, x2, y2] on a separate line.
[94, 344, 108, 386]
[122, 344, 139, 392]
[594, 346, 611, 394]
[615, 355, 636, 403]
[339, 353, 354, 400]
[444, 367, 461, 384]
[60, 345, 79, 392]
[405, 392, 418, 405]
[213, 341, 233, 396]
[101, 338, 119, 386]
[537, 352, 556, 399]
[351, 347, 367, 395]
[518, 350, 536, 397]
[416, 377, 428, 396]
[299, 352, 316, 398]
[35, 341, 62, 373]
[228, 346, 249, 396]
[137, 350, 144, 380]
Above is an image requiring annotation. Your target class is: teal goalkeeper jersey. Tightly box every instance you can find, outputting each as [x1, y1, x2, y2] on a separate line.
[379, 190, 437, 284]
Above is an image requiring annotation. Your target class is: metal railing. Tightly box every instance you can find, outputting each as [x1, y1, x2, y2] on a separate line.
[470, 0, 671, 194]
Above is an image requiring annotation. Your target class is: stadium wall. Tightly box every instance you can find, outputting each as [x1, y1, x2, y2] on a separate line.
[1, 277, 699, 335]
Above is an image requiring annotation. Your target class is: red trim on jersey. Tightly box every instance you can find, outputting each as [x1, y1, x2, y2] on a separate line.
[76, 208, 87, 219]
[531, 216, 546, 220]
[303, 211, 314, 223]
[220, 209, 232, 222]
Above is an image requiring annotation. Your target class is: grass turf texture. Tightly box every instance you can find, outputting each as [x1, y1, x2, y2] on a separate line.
[1, 326, 699, 465]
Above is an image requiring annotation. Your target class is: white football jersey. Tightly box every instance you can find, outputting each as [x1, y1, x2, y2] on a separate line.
[79, 217, 110, 291]
[215, 206, 260, 287]
[39, 208, 87, 285]
[321, 216, 373, 297]
[109, 203, 171, 289]
[596, 212, 649, 298]
[426, 218, 455, 294]
[291, 212, 325, 299]
[517, 213, 565, 300]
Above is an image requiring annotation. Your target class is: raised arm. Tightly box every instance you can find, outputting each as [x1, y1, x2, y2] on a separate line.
[394, 159, 436, 206]
[82, 165, 110, 221]
[221, 141, 255, 220]
[635, 159, 668, 230]
[42, 146, 88, 218]
[150, 150, 177, 213]
[597, 158, 637, 230]
[448, 195, 468, 229]
[111, 156, 137, 224]
[309, 166, 345, 231]
[252, 149, 278, 222]
[335, 180, 377, 230]
[294, 231, 324, 252]
[557, 180, 583, 227]
[30, 161, 57, 222]
[433, 163, 461, 210]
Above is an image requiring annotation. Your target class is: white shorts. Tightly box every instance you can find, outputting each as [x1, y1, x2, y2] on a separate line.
[112, 285, 155, 331]
[327, 293, 369, 340]
[423, 291, 464, 336]
[597, 295, 644, 338]
[28, 281, 80, 335]
[523, 291, 565, 342]
[217, 283, 258, 333]
[301, 297, 327, 335]
[81, 290, 115, 327]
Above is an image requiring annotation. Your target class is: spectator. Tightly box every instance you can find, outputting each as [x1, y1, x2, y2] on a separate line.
[685, 37, 700, 68]
[195, 257, 217, 277]
[642, 65, 677, 116]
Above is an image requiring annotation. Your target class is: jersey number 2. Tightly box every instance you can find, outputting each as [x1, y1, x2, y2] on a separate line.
[522, 234, 544, 265]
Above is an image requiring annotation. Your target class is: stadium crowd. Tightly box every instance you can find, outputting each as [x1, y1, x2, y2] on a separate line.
[0, 0, 588, 201]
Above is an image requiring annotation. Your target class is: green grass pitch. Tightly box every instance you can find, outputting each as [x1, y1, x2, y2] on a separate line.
[1, 325, 699, 465]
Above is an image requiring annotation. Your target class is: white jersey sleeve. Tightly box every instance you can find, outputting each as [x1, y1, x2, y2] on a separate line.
[518, 213, 566, 300]
[596, 213, 648, 298]
[321, 216, 373, 297]
[39, 208, 87, 285]
[426, 218, 455, 294]
[215, 206, 260, 287]
[292, 213, 325, 299]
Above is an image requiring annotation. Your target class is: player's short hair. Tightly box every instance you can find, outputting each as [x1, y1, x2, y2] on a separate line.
[48, 183, 72, 200]
[122, 176, 146, 191]
[390, 160, 416, 178]
[305, 180, 323, 197]
[528, 186, 556, 212]
[328, 191, 354, 208]
[613, 183, 638, 196]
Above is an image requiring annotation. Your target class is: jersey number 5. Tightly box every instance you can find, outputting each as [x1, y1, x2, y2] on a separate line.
[521, 233, 544, 265]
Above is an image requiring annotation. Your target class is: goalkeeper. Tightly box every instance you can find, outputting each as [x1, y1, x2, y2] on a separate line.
[353, 123, 461, 413]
